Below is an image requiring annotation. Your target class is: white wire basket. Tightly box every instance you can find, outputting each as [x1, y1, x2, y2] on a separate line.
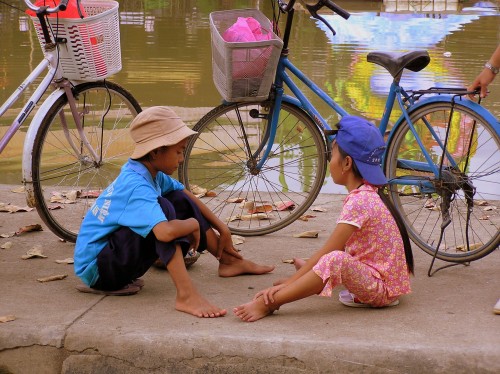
[30, 0, 121, 81]
[210, 9, 283, 102]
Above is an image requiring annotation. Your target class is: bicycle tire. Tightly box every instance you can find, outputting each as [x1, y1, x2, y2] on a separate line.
[179, 101, 328, 236]
[385, 101, 500, 262]
[31, 81, 142, 242]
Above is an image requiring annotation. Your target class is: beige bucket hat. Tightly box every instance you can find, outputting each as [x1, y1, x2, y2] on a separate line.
[130, 106, 197, 159]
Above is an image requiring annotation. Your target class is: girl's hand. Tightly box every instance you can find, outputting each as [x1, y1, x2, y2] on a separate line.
[217, 227, 243, 260]
[254, 284, 286, 305]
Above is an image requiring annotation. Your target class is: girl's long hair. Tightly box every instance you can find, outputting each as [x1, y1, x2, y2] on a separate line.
[337, 145, 414, 274]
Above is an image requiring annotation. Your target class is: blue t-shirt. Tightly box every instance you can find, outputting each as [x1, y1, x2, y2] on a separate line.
[74, 159, 185, 286]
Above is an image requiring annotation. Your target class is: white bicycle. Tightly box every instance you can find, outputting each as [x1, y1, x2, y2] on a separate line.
[0, 0, 141, 242]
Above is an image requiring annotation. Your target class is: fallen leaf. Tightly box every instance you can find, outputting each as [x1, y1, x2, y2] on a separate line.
[240, 201, 255, 210]
[205, 191, 217, 197]
[16, 224, 43, 236]
[0, 203, 34, 213]
[21, 245, 47, 259]
[78, 190, 101, 198]
[282, 257, 309, 264]
[190, 185, 207, 197]
[226, 213, 272, 222]
[1, 241, 13, 249]
[231, 235, 245, 245]
[227, 197, 245, 203]
[47, 205, 63, 210]
[37, 274, 68, 282]
[274, 200, 295, 211]
[11, 186, 25, 193]
[249, 204, 273, 214]
[0, 232, 15, 238]
[55, 258, 74, 264]
[475, 200, 489, 206]
[456, 242, 483, 252]
[479, 215, 490, 221]
[299, 214, 316, 221]
[0, 315, 16, 323]
[296, 124, 304, 133]
[483, 206, 497, 211]
[293, 230, 319, 238]
[424, 199, 436, 209]
[311, 206, 327, 212]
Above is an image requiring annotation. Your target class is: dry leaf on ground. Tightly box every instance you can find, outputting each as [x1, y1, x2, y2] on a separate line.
[483, 206, 497, 211]
[11, 186, 25, 193]
[231, 235, 245, 245]
[55, 258, 74, 264]
[1, 241, 13, 249]
[274, 200, 295, 211]
[190, 185, 207, 198]
[21, 245, 47, 259]
[456, 243, 483, 252]
[249, 204, 273, 214]
[299, 214, 316, 221]
[16, 224, 43, 236]
[227, 197, 245, 203]
[0, 315, 16, 323]
[282, 258, 309, 264]
[292, 230, 319, 238]
[0, 203, 34, 213]
[0, 232, 15, 238]
[311, 206, 327, 212]
[37, 274, 68, 282]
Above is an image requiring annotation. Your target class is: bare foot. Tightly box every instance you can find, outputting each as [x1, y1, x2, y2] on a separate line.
[175, 292, 227, 318]
[218, 258, 274, 277]
[233, 297, 276, 322]
[293, 257, 306, 271]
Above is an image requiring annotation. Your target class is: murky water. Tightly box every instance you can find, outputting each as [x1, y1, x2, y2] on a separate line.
[1, 0, 499, 191]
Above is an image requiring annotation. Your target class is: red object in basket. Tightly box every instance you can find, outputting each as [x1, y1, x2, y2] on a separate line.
[26, 0, 87, 18]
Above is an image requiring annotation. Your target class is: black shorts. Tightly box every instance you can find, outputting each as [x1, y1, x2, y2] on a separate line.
[92, 190, 210, 291]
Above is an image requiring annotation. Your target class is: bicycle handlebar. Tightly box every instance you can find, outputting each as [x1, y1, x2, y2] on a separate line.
[24, 0, 69, 13]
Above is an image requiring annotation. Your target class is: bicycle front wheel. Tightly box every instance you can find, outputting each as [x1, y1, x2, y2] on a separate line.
[385, 101, 500, 262]
[179, 101, 328, 236]
[32, 81, 142, 242]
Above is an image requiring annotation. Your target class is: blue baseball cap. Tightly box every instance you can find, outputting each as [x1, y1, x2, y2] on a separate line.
[336, 116, 387, 186]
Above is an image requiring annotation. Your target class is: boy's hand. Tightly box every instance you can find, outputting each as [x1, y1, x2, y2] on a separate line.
[254, 284, 286, 305]
[187, 218, 201, 252]
[217, 228, 243, 260]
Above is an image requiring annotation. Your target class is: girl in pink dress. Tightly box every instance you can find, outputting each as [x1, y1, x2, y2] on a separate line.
[234, 116, 414, 322]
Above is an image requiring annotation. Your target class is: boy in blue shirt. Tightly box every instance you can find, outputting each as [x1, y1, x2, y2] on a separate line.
[74, 106, 274, 318]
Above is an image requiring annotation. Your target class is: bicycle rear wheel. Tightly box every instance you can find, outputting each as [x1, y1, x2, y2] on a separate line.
[31, 81, 141, 242]
[179, 101, 328, 236]
[385, 101, 500, 262]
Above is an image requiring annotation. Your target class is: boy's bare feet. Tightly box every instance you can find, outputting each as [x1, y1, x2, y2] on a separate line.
[233, 297, 276, 322]
[175, 292, 227, 318]
[218, 258, 274, 277]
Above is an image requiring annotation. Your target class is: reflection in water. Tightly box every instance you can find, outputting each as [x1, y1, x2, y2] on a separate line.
[0, 0, 499, 194]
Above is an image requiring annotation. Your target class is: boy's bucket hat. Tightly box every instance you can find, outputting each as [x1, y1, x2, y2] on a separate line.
[336, 116, 387, 186]
[130, 106, 197, 159]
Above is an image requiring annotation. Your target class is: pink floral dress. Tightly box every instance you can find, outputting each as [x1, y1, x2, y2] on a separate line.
[312, 184, 411, 306]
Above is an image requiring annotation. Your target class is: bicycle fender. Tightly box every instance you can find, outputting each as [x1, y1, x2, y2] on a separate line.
[22, 88, 66, 206]
[388, 96, 500, 147]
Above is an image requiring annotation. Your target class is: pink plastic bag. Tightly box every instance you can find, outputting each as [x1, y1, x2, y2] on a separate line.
[223, 17, 272, 79]
[222, 17, 271, 42]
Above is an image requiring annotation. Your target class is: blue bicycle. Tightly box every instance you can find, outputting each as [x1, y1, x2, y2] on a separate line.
[180, 0, 500, 265]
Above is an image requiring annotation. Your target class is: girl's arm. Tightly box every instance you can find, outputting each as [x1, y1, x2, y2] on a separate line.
[182, 189, 242, 260]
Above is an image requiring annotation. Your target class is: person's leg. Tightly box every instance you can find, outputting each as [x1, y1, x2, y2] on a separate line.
[167, 243, 226, 318]
[233, 269, 326, 322]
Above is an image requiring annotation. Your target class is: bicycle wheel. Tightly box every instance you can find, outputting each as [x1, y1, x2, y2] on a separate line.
[179, 101, 328, 236]
[385, 101, 500, 262]
[32, 81, 142, 242]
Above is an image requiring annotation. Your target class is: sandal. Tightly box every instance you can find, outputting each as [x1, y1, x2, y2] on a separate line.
[153, 250, 201, 270]
[339, 290, 399, 308]
[76, 283, 141, 296]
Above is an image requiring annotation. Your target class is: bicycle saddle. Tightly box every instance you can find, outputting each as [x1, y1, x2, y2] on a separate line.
[367, 51, 430, 78]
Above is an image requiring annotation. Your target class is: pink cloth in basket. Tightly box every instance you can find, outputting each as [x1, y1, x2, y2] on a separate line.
[223, 17, 273, 79]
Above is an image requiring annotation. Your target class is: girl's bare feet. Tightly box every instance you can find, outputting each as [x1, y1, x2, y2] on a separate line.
[233, 297, 276, 322]
[293, 257, 306, 271]
[175, 292, 227, 318]
[218, 258, 274, 278]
